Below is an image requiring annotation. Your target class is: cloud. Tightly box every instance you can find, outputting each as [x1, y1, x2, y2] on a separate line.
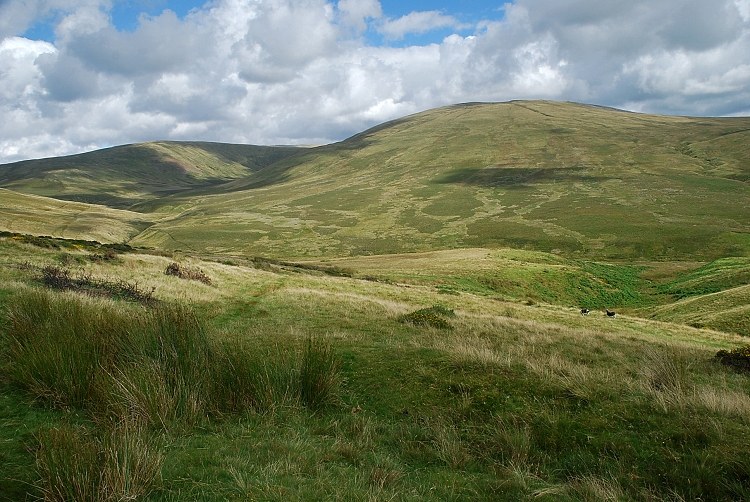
[378, 10, 460, 40]
[338, 0, 382, 32]
[0, 0, 749, 164]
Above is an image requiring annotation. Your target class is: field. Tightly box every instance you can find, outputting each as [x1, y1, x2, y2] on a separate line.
[1, 101, 749, 500]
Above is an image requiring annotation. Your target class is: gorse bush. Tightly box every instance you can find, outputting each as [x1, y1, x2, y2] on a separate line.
[397, 305, 455, 329]
[40, 265, 156, 304]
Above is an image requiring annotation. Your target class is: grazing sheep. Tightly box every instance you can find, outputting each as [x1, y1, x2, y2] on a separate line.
[606, 308, 616, 318]
[580, 308, 590, 315]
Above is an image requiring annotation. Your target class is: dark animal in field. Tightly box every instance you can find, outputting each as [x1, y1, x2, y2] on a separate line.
[580, 308, 590, 315]
[606, 309, 616, 318]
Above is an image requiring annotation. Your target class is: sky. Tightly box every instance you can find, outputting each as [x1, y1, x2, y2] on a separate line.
[1, 0, 749, 163]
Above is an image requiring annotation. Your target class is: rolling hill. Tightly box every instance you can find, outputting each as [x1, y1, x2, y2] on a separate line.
[0, 141, 304, 208]
[2, 102, 750, 500]
[1, 100, 749, 261]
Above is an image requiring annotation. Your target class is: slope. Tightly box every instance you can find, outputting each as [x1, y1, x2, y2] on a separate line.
[646, 257, 750, 335]
[0, 141, 304, 209]
[0, 188, 153, 243]
[130, 101, 750, 260]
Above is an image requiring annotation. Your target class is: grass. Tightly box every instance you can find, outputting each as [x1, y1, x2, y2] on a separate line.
[2, 101, 750, 260]
[2, 236, 750, 500]
[2, 96, 750, 498]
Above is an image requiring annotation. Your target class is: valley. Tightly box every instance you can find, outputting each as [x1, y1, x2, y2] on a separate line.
[0, 101, 748, 500]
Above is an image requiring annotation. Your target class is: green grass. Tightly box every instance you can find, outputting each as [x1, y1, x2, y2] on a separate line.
[2, 100, 750, 498]
[3, 101, 750, 260]
[2, 237, 750, 500]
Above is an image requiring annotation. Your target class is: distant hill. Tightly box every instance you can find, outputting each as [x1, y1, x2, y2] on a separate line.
[0, 188, 152, 243]
[0, 141, 304, 208]
[1, 101, 749, 260]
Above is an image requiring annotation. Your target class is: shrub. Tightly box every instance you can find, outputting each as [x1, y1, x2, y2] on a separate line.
[41, 265, 75, 290]
[89, 248, 119, 263]
[40, 265, 155, 304]
[164, 262, 212, 285]
[397, 305, 455, 329]
[715, 346, 750, 373]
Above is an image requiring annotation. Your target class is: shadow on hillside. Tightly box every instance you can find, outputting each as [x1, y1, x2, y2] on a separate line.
[436, 165, 612, 188]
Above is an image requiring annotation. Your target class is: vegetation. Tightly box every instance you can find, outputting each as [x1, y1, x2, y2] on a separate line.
[2, 101, 749, 260]
[716, 345, 750, 373]
[164, 262, 213, 285]
[1, 235, 749, 500]
[397, 305, 456, 329]
[1, 101, 750, 499]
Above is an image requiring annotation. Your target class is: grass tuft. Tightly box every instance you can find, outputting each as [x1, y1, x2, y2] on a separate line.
[397, 305, 455, 329]
[300, 336, 343, 412]
[34, 422, 162, 502]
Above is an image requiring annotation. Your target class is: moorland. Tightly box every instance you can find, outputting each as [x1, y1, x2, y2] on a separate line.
[0, 100, 749, 501]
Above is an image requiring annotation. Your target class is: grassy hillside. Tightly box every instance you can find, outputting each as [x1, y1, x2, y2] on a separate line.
[0, 141, 304, 208]
[1, 235, 749, 501]
[648, 284, 750, 336]
[3, 102, 750, 500]
[310, 248, 651, 309]
[2, 101, 748, 260]
[126, 101, 750, 260]
[0, 188, 153, 243]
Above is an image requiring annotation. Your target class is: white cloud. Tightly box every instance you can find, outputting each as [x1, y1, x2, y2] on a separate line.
[378, 10, 459, 40]
[0, 0, 749, 163]
[338, 0, 382, 32]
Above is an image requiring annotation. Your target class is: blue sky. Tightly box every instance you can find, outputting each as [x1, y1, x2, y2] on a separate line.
[23, 0, 508, 46]
[1, 0, 749, 162]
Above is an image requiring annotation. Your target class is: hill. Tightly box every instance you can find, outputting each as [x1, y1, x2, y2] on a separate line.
[0, 188, 152, 243]
[2, 99, 750, 499]
[0, 141, 304, 208]
[1, 101, 749, 260]
[129, 101, 750, 260]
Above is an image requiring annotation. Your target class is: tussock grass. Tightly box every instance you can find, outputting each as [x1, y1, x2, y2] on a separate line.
[300, 336, 343, 412]
[4, 289, 343, 426]
[568, 475, 626, 501]
[34, 422, 162, 502]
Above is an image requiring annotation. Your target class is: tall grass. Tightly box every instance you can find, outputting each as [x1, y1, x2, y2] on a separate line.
[4, 289, 343, 424]
[300, 336, 342, 411]
[34, 422, 162, 502]
[3, 289, 345, 499]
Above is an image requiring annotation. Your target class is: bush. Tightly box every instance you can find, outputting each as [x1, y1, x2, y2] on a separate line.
[40, 265, 156, 304]
[715, 346, 750, 373]
[164, 262, 212, 285]
[397, 305, 455, 329]
[89, 248, 119, 263]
